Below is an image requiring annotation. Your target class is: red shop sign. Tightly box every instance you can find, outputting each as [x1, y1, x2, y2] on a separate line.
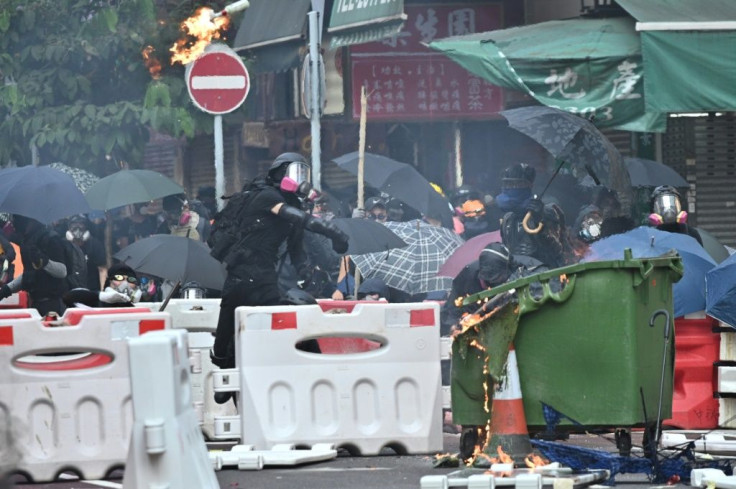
[350, 3, 504, 121]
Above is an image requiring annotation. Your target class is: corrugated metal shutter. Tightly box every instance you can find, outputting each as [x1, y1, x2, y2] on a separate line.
[184, 129, 241, 197]
[600, 128, 633, 157]
[142, 132, 182, 179]
[692, 113, 736, 247]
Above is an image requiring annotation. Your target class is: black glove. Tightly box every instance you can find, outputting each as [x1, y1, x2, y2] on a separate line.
[26, 245, 48, 269]
[296, 263, 313, 282]
[525, 198, 544, 216]
[0, 285, 11, 300]
[328, 227, 349, 254]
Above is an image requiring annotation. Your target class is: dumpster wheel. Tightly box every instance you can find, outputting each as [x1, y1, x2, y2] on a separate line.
[614, 428, 632, 457]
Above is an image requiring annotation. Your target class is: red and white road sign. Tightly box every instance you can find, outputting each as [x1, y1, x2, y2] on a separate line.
[186, 44, 250, 115]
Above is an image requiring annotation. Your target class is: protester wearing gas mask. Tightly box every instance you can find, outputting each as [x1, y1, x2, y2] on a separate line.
[66, 215, 106, 291]
[63, 263, 142, 308]
[0, 215, 68, 316]
[574, 205, 604, 245]
[211, 152, 348, 401]
[648, 185, 702, 245]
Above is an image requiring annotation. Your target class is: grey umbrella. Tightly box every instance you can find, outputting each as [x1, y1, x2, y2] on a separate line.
[113, 234, 226, 290]
[85, 169, 185, 211]
[624, 157, 688, 188]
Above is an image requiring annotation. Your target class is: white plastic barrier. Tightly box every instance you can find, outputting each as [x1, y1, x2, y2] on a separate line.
[0, 308, 171, 482]
[123, 329, 218, 489]
[224, 302, 443, 455]
[139, 299, 236, 440]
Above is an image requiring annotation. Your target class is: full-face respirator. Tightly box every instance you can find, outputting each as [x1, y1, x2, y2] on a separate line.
[278, 161, 319, 201]
[648, 192, 688, 226]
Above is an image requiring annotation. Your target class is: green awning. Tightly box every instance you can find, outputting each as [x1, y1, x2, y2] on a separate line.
[232, 0, 310, 73]
[328, 0, 406, 48]
[428, 17, 666, 132]
[617, 0, 736, 113]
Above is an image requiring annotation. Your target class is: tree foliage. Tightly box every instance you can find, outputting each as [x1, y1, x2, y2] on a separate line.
[0, 0, 230, 172]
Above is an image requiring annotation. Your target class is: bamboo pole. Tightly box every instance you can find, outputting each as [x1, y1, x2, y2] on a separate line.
[354, 85, 369, 297]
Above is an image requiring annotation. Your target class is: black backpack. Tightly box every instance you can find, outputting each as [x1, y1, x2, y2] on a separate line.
[62, 240, 88, 290]
[207, 180, 267, 263]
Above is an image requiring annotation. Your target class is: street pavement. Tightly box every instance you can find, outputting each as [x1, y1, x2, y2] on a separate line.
[9, 432, 664, 489]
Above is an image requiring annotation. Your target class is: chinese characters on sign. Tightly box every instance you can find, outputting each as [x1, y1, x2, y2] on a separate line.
[352, 58, 501, 120]
[350, 3, 504, 121]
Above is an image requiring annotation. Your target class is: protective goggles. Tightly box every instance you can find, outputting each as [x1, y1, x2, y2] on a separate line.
[368, 212, 387, 221]
[285, 162, 310, 186]
[112, 274, 138, 284]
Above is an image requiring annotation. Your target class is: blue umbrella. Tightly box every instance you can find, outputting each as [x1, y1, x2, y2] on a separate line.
[0, 165, 91, 224]
[706, 253, 736, 327]
[584, 226, 716, 318]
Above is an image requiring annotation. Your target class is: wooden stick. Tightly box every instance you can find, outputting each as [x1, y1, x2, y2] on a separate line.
[357, 85, 368, 211]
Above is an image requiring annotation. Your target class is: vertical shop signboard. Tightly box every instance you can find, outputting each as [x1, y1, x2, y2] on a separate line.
[350, 3, 504, 121]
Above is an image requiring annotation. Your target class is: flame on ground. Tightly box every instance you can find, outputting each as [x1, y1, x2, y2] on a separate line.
[170, 7, 229, 65]
[524, 453, 548, 468]
[142, 45, 162, 79]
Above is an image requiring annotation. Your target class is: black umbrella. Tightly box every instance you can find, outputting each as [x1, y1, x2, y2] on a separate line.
[332, 152, 454, 228]
[113, 234, 226, 290]
[0, 166, 92, 224]
[624, 157, 688, 188]
[500, 106, 630, 197]
[85, 169, 185, 211]
[330, 218, 407, 255]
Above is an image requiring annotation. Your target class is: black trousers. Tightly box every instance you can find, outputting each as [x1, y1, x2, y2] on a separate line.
[213, 274, 281, 366]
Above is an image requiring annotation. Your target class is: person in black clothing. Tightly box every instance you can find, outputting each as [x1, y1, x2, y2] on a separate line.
[66, 215, 106, 291]
[0, 215, 68, 316]
[0, 233, 15, 288]
[210, 153, 349, 384]
[648, 185, 703, 245]
[498, 163, 576, 268]
[440, 243, 516, 336]
[63, 263, 142, 308]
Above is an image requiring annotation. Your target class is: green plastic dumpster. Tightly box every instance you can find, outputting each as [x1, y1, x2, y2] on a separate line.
[453, 250, 683, 431]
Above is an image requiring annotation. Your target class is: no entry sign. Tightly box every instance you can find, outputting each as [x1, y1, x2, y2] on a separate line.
[186, 44, 250, 115]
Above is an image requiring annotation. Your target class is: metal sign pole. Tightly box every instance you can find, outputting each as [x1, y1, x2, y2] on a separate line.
[214, 114, 225, 211]
[308, 10, 322, 191]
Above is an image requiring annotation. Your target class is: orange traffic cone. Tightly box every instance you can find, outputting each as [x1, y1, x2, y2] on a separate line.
[486, 344, 533, 464]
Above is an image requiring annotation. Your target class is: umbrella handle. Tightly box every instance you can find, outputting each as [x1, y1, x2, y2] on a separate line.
[522, 211, 543, 234]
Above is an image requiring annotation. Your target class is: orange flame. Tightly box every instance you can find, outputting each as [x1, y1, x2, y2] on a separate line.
[495, 445, 514, 464]
[142, 45, 162, 79]
[170, 7, 230, 65]
[524, 453, 548, 468]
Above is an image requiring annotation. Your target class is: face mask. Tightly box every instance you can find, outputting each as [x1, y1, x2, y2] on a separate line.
[648, 211, 687, 226]
[66, 229, 90, 241]
[280, 176, 300, 193]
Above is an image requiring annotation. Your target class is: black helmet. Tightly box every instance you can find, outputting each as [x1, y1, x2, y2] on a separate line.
[268, 152, 309, 182]
[451, 185, 480, 206]
[650, 185, 681, 204]
[365, 196, 386, 211]
[284, 287, 317, 305]
[502, 163, 536, 189]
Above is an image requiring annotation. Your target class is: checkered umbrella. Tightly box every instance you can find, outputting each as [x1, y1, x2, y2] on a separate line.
[351, 220, 464, 295]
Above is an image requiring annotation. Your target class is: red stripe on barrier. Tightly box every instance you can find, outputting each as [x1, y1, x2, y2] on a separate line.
[0, 313, 32, 319]
[139, 319, 166, 334]
[15, 353, 112, 371]
[0, 326, 13, 345]
[409, 309, 435, 327]
[272, 312, 297, 330]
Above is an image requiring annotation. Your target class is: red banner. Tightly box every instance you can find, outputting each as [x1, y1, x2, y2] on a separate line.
[350, 3, 504, 121]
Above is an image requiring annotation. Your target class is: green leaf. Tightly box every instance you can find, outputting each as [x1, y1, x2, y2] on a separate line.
[101, 8, 118, 32]
[84, 104, 95, 118]
[0, 11, 10, 32]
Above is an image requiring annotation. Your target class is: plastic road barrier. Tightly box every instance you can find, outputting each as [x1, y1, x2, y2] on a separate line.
[0, 308, 170, 482]
[0, 291, 29, 309]
[227, 302, 443, 454]
[123, 329, 218, 489]
[138, 299, 237, 440]
[455, 251, 683, 431]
